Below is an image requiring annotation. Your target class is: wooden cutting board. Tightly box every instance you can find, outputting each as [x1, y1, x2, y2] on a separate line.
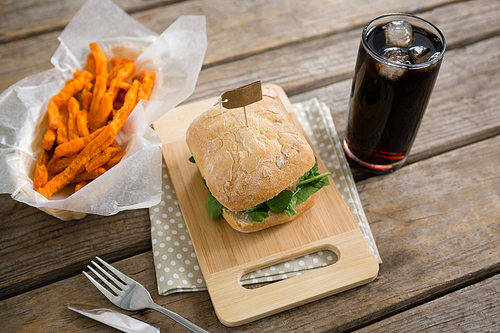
[153, 85, 379, 327]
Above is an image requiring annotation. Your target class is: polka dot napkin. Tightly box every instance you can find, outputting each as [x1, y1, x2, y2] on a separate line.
[150, 98, 381, 296]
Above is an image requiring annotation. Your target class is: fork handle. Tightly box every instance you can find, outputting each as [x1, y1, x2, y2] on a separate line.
[150, 304, 210, 333]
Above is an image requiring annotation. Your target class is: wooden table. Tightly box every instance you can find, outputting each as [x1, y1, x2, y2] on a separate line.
[1, 0, 499, 332]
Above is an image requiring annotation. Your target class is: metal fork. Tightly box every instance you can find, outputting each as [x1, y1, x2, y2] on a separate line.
[83, 256, 209, 333]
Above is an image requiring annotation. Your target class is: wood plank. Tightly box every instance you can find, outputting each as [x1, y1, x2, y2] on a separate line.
[0, 0, 181, 43]
[191, 0, 500, 101]
[355, 274, 500, 332]
[0, 252, 220, 333]
[1, 133, 498, 331]
[0, 0, 452, 47]
[1, 0, 486, 93]
[2, 5, 500, 303]
[3, 0, 498, 107]
[0, 201, 152, 301]
[131, 0, 454, 66]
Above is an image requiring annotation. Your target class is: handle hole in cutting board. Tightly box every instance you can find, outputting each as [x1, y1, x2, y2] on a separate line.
[239, 249, 338, 289]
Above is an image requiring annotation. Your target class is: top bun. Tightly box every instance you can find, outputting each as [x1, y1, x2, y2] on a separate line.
[186, 87, 315, 212]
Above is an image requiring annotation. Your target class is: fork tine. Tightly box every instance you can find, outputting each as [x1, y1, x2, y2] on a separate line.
[87, 263, 123, 296]
[82, 270, 117, 303]
[95, 256, 134, 284]
[91, 260, 127, 289]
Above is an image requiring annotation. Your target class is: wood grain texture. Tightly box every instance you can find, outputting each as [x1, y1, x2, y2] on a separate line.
[0, 252, 219, 333]
[2, 0, 490, 94]
[2, 0, 500, 304]
[190, 0, 500, 102]
[1, 134, 498, 332]
[207, 230, 378, 327]
[0, 201, 151, 301]
[354, 274, 500, 332]
[0, 0, 181, 43]
[0, 0, 452, 49]
[1, 0, 500, 331]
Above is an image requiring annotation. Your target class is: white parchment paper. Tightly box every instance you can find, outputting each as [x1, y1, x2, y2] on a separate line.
[0, 0, 207, 217]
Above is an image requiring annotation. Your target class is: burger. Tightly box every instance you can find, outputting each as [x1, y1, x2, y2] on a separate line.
[186, 87, 330, 232]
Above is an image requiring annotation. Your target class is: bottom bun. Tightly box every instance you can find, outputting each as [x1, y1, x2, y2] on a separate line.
[221, 191, 321, 233]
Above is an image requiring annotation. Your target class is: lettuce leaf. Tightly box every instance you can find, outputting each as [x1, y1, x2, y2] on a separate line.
[192, 156, 330, 222]
[245, 204, 269, 222]
[284, 168, 330, 216]
[266, 189, 293, 212]
[205, 189, 223, 220]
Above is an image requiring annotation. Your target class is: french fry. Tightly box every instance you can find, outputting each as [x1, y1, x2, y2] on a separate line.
[54, 126, 106, 157]
[85, 53, 96, 77]
[89, 43, 108, 80]
[76, 109, 90, 137]
[86, 146, 122, 173]
[73, 70, 82, 79]
[118, 82, 131, 91]
[107, 61, 135, 102]
[33, 149, 50, 190]
[132, 70, 147, 82]
[116, 61, 136, 81]
[46, 154, 78, 175]
[137, 72, 156, 104]
[108, 59, 123, 77]
[110, 58, 123, 67]
[90, 92, 113, 132]
[47, 155, 64, 175]
[107, 78, 122, 103]
[88, 75, 106, 130]
[107, 58, 133, 85]
[113, 79, 140, 126]
[102, 150, 126, 170]
[56, 70, 94, 102]
[56, 103, 69, 145]
[87, 125, 117, 158]
[67, 97, 80, 141]
[73, 167, 106, 183]
[74, 180, 90, 192]
[81, 91, 93, 112]
[33, 164, 49, 191]
[42, 128, 57, 151]
[47, 96, 63, 129]
[78, 82, 92, 107]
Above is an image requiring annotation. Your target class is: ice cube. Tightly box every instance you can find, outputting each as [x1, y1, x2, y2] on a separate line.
[383, 20, 414, 47]
[381, 48, 412, 65]
[376, 48, 411, 80]
[409, 46, 432, 64]
[428, 52, 441, 62]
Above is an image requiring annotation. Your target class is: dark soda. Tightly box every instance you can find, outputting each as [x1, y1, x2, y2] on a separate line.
[344, 14, 445, 174]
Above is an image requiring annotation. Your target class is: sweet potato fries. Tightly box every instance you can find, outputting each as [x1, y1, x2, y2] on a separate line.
[33, 42, 156, 198]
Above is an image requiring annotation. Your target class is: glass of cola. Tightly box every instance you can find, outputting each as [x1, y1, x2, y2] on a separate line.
[343, 13, 446, 174]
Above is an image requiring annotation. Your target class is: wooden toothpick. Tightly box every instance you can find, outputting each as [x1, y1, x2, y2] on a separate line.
[243, 106, 248, 127]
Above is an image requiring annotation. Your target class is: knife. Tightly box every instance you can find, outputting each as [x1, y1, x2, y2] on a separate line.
[68, 304, 160, 333]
